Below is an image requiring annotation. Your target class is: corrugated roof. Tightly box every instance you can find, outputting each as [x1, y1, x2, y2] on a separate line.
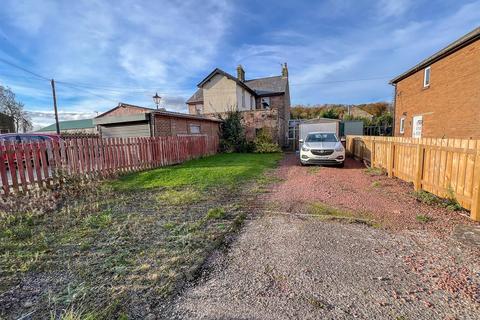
[36, 119, 94, 132]
[390, 26, 480, 84]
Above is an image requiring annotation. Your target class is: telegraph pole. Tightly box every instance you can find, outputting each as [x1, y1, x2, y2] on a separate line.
[51, 79, 60, 134]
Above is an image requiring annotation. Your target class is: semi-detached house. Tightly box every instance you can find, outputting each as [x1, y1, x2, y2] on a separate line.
[186, 64, 291, 147]
[390, 27, 480, 139]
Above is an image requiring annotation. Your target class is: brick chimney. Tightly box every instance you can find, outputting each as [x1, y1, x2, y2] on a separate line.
[237, 65, 245, 82]
[282, 62, 288, 77]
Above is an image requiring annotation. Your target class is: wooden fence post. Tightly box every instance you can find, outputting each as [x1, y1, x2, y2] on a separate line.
[470, 149, 480, 221]
[414, 143, 424, 191]
[387, 141, 394, 177]
[370, 138, 375, 167]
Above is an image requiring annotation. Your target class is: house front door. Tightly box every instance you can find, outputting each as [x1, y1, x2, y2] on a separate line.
[412, 115, 423, 138]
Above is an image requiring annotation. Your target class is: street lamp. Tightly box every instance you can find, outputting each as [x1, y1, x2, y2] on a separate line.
[152, 92, 162, 109]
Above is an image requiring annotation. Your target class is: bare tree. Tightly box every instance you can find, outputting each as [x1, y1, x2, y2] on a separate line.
[0, 85, 32, 132]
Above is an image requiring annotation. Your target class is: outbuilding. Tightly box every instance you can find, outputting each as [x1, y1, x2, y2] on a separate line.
[93, 103, 221, 139]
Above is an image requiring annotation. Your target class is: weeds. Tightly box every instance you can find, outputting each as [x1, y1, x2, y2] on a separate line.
[307, 202, 379, 227]
[206, 207, 226, 220]
[307, 166, 321, 174]
[364, 167, 385, 176]
[413, 190, 463, 211]
[370, 181, 381, 188]
[416, 214, 433, 223]
[156, 189, 202, 206]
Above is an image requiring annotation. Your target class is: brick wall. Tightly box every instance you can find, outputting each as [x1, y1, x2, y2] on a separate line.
[153, 114, 219, 138]
[394, 40, 480, 139]
[242, 109, 280, 142]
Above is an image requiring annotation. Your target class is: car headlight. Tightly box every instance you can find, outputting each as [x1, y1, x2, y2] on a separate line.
[335, 145, 344, 152]
[301, 146, 310, 151]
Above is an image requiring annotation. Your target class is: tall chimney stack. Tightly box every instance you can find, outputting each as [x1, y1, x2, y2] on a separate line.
[237, 65, 245, 82]
[282, 62, 288, 77]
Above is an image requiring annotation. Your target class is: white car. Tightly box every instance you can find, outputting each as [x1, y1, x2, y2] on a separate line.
[299, 132, 345, 167]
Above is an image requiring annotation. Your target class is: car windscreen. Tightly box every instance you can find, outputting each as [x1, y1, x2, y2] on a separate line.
[305, 133, 338, 142]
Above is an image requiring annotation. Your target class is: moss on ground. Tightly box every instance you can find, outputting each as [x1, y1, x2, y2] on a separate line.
[307, 202, 379, 227]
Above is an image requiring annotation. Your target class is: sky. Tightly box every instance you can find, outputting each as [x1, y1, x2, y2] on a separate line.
[0, 0, 479, 129]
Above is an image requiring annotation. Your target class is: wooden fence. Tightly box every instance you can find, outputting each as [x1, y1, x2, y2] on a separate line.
[0, 135, 218, 195]
[346, 136, 480, 221]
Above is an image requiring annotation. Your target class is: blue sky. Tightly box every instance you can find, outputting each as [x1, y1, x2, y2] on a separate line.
[0, 0, 479, 129]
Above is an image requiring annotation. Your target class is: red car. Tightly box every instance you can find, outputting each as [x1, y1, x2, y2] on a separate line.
[0, 133, 62, 165]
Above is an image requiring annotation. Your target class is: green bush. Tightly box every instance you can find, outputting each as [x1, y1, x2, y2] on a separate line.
[219, 110, 251, 153]
[254, 127, 281, 153]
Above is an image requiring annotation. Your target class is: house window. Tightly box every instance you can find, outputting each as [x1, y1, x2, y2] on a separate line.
[423, 66, 431, 87]
[399, 118, 405, 134]
[251, 96, 255, 110]
[261, 97, 270, 109]
[189, 124, 201, 134]
[242, 89, 245, 109]
[195, 104, 203, 114]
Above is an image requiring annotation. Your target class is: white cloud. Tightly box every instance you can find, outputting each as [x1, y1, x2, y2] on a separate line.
[377, 0, 412, 18]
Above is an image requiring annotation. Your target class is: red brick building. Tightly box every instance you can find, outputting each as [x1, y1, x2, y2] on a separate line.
[390, 27, 480, 139]
[93, 103, 221, 139]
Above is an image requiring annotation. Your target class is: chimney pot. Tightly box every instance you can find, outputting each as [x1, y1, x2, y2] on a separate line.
[282, 62, 288, 77]
[237, 65, 245, 82]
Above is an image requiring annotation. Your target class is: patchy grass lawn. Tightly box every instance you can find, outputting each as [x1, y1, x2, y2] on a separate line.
[0, 153, 281, 319]
[113, 153, 281, 191]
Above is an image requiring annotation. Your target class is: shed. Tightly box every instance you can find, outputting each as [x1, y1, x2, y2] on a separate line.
[93, 103, 222, 139]
[0, 112, 14, 133]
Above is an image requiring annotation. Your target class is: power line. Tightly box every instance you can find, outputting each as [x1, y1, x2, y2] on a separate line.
[0, 57, 50, 81]
[57, 81, 119, 104]
[289, 76, 390, 86]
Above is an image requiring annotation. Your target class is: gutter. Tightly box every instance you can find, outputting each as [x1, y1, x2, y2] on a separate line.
[390, 30, 480, 84]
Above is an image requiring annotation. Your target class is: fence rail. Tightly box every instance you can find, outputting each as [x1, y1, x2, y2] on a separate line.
[0, 135, 218, 195]
[346, 136, 480, 221]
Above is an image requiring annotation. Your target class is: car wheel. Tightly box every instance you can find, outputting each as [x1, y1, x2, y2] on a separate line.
[300, 161, 306, 166]
[337, 162, 345, 168]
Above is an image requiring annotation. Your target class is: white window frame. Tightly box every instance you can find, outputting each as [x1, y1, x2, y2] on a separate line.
[261, 97, 270, 109]
[189, 124, 201, 134]
[242, 89, 246, 109]
[423, 66, 431, 87]
[399, 117, 405, 134]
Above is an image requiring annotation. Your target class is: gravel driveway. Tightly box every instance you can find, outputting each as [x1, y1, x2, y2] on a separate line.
[169, 154, 480, 319]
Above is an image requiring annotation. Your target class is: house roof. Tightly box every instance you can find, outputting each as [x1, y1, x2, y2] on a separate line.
[390, 26, 480, 84]
[186, 88, 203, 104]
[197, 68, 257, 96]
[245, 76, 288, 95]
[36, 119, 94, 132]
[188, 68, 288, 103]
[95, 103, 155, 118]
[152, 109, 222, 122]
[95, 102, 222, 124]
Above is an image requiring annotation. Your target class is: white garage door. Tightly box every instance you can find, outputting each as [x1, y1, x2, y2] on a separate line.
[100, 122, 150, 138]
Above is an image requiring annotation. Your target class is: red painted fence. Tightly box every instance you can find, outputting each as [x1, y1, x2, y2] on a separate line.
[0, 135, 218, 194]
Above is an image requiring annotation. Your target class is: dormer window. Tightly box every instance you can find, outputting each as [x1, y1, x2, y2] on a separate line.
[423, 66, 431, 87]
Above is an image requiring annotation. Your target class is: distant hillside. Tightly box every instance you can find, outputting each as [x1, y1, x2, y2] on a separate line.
[290, 102, 391, 120]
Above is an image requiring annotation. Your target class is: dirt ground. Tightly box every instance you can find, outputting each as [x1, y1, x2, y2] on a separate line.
[169, 154, 480, 319]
